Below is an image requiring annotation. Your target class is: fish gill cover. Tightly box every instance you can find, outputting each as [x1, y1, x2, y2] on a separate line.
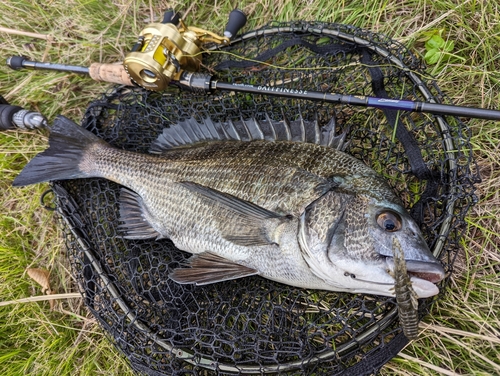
[50, 21, 477, 375]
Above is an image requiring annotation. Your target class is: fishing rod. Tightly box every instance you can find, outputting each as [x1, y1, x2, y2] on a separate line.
[9, 55, 500, 121]
[6, 9, 500, 121]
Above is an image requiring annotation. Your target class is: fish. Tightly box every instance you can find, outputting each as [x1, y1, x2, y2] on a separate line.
[391, 237, 419, 340]
[12, 114, 445, 298]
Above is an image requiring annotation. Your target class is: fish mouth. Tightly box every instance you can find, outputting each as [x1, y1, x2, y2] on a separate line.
[386, 257, 445, 298]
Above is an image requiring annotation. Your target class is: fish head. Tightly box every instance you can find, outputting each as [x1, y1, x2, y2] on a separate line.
[363, 199, 445, 297]
[299, 192, 445, 298]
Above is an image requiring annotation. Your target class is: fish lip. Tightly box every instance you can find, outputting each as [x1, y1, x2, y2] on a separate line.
[386, 257, 445, 283]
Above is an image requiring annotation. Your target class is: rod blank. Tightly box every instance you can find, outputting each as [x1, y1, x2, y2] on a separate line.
[210, 78, 500, 121]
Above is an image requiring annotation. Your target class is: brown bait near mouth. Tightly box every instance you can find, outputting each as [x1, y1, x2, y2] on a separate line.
[391, 237, 420, 340]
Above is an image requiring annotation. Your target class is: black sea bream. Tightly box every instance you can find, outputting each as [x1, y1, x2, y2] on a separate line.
[13, 115, 444, 298]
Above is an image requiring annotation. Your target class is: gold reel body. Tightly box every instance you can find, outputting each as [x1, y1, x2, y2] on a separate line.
[123, 9, 247, 91]
[124, 23, 204, 91]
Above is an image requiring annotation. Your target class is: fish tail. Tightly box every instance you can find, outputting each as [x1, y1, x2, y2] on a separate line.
[13, 116, 107, 186]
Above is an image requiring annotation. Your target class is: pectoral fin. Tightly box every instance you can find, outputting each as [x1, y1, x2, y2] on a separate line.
[180, 181, 290, 246]
[170, 252, 259, 285]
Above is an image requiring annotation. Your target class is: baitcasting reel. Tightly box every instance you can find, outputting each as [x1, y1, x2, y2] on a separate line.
[123, 9, 247, 91]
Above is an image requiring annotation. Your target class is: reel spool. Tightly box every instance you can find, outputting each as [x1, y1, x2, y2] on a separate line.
[124, 9, 247, 90]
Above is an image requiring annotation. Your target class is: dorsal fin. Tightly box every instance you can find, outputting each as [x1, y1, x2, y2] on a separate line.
[149, 113, 347, 154]
[320, 116, 349, 151]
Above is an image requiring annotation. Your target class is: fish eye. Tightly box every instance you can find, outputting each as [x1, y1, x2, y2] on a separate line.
[376, 211, 402, 232]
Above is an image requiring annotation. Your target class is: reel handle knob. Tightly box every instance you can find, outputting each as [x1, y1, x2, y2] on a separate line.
[0, 104, 47, 130]
[0, 104, 22, 130]
[162, 9, 180, 25]
[224, 9, 247, 39]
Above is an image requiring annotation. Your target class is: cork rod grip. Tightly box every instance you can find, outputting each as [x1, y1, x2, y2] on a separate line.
[88, 63, 133, 86]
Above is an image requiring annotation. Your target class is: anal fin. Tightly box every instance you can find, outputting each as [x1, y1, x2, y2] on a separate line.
[118, 187, 162, 239]
[170, 252, 259, 285]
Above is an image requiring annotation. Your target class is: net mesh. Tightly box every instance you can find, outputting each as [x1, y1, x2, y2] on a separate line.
[50, 21, 477, 375]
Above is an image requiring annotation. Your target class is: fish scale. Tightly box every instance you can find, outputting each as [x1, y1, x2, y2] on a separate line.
[89, 140, 354, 215]
[342, 195, 377, 259]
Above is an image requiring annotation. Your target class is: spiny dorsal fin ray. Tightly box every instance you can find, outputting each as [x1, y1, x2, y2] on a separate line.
[264, 112, 278, 140]
[320, 116, 349, 151]
[281, 114, 292, 141]
[246, 118, 265, 140]
[149, 114, 347, 154]
[224, 119, 240, 140]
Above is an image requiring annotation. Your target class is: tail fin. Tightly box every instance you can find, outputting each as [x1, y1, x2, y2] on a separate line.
[13, 116, 105, 186]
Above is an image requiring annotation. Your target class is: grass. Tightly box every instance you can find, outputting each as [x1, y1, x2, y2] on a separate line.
[1, 0, 499, 374]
